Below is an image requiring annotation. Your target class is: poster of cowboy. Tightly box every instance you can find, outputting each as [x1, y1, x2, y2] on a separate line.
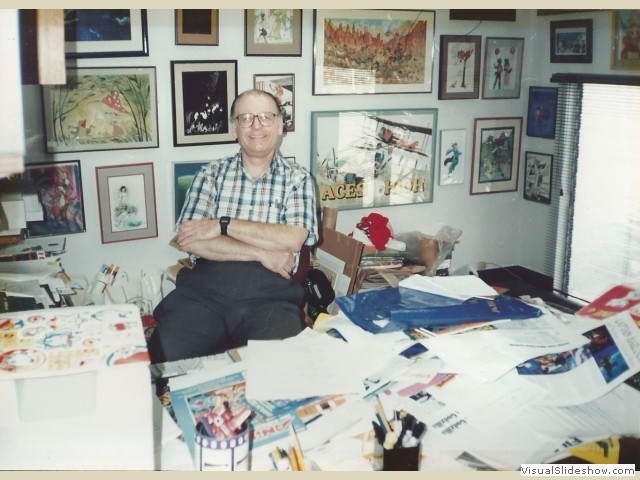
[311, 108, 437, 210]
[42, 67, 158, 153]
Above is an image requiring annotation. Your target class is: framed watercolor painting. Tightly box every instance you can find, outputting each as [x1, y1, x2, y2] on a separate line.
[254, 73, 295, 132]
[438, 35, 481, 100]
[523, 151, 553, 204]
[526, 86, 558, 139]
[311, 108, 437, 210]
[42, 67, 158, 153]
[175, 9, 218, 46]
[312, 9, 436, 95]
[245, 9, 302, 56]
[439, 129, 466, 186]
[611, 10, 640, 70]
[63, 9, 149, 58]
[550, 19, 593, 63]
[95, 163, 157, 244]
[481, 37, 524, 99]
[470, 117, 523, 195]
[19, 160, 86, 238]
[170, 60, 237, 147]
[172, 161, 208, 222]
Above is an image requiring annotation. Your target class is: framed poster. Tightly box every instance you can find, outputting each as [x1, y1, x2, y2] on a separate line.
[526, 86, 558, 139]
[64, 9, 148, 58]
[481, 37, 524, 99]
[172, 161, 209, 222]
[611, 10, 640, 70]
[254, 74, 295, 132]
[170, 60, 237, 147]
[245, 9, 302, 56]
[311, 108, 437, 211]
[550, 19, 593, 63]
[19, 160, 86, 238]
[523, 151, 553, 204]
[470, 117, 523, 195]
[438, 35, 482, 100]
[42, 67, 158, 153]
[313, 9, 436, 95]
[439, 129, 466, 186]
[175, 9, 219, 46]
[95, 163, 157, 244]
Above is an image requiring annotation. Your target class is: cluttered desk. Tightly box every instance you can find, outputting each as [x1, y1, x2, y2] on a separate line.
[150, 276, 640, 471]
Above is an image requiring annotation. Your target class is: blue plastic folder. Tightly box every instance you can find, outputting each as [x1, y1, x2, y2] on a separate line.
[335, 287, 542, 334]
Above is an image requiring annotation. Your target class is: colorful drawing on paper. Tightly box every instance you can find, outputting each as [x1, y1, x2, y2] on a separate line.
[251, 9, 295, 45]
[107, 174, 148, 232]
[477, 127, 515, 183]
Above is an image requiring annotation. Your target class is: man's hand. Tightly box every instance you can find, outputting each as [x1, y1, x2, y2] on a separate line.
[261, 250, 297, 279]
[176, 219, 218, 248]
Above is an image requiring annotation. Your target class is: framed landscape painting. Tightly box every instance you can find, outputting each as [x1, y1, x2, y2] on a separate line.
[311, 108, 437, 210]
[470, 117, 522, 195]
[313, 9, 435, 95]
[550, 19, 593, 63]
[42, 67, 158, 153]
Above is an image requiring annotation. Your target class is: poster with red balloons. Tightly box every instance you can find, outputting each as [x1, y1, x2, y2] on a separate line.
[481, 37, 524, 99]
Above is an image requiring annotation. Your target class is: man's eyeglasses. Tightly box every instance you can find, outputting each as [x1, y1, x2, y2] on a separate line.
[234, 112, 279, 128]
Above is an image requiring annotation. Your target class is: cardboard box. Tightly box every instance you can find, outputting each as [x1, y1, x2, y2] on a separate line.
[0, 304, 154, 470]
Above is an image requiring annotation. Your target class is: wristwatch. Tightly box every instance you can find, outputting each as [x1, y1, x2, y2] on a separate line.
[219, 216, 230, 236]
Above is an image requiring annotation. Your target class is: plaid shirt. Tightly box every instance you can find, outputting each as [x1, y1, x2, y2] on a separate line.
[178, 151, 318, 247]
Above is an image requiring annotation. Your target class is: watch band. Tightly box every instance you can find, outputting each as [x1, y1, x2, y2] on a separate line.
[219, 216, 230, 236]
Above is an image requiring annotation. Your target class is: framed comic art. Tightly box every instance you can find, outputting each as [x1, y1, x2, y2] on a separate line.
[18, 160, 86, 238]
[95, 163, 157, 244]
[175, 9, 219, 46]
[439, 129, 466, 186]
[170, 60, 237, 147]
[254, 74, 295, 132]
[311, 108, 437, 211]
[172, 161, 209, 222]
[313, 9, 436, 95]
[438, 35, 481, 100]
[470, 117, 522, 195]
[64, 9, 148, 58]
[42, 67, 158, 153]
[482, 37, 524, 99]
[245, 9, 302, 56]
[550, 19, 592, 63]
[611, 10, 640, 70]
[526, 86, 558, 139]
[523, 151, 553, 205]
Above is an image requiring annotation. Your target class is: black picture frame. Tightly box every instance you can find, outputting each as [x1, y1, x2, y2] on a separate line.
[523, 151, 553, 205]
[550, 19, 593, 64]
[64, 9, 149, 58]
[526, 86, 558, 139]
[170, 60, 238, 147]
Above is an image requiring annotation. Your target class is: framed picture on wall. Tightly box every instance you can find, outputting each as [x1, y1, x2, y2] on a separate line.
[170, 60, 237, 147]
[470, 117, 523, 195]
[175, 9, 219, 46]
[438, 35, 482, 100]
[96, 163, 158, 244]
[439, 129, 466, 186]
[481, 37, 524, 99]
[611, 10, 640, 70]
[253, 74, 295, 132]
[172, 161, 209, 222]
[64, 9, 149, 58]
[523, 151, 553, 204]
[42, 66, 158, 153]
[245, 9, 302, 56]
[550, 19, 593, 63]
[526, 86, 558, 139]
[312, 9, 436, 95]
[311, 108, 437, 210]
[19, 160, 86, 238]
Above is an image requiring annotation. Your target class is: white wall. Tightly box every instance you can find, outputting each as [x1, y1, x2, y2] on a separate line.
[21, 9, 632, 281]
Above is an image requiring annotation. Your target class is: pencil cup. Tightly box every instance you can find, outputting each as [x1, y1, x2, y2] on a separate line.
[382, 444, 420, 471]
[195, 422, 250, 471]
